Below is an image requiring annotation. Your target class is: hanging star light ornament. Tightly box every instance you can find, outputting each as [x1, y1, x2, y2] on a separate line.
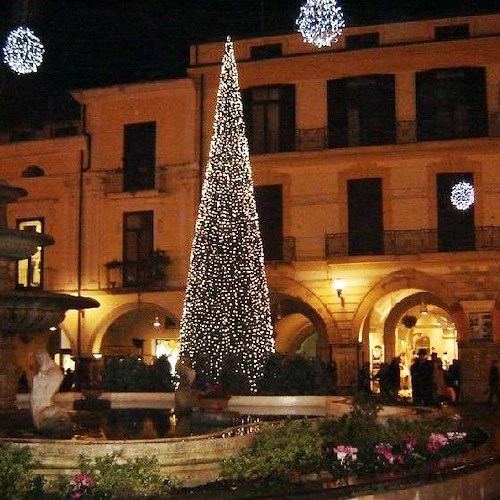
[450, 181, 475, 211]
[296, 0, 346, 48]
[3, 25, 45, 74]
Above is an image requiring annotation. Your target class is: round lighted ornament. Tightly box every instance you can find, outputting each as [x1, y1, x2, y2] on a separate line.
[3, 26, 45, 75]
[450, 181, 474, 211]
[296, 0, 346, 48]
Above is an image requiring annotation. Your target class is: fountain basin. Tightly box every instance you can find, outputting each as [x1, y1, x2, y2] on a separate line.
[7, 394, 421, 486]
[0, 291, 99, 333]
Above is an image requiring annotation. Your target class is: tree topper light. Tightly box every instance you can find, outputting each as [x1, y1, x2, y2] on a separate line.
[3, 26, 45, 75]
[450, 181, 474, 211]
[296, 0, 346, 48]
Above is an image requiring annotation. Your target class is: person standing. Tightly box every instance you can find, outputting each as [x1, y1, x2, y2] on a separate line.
[487, 360, 499, 405]
[410, 349, 433, 405]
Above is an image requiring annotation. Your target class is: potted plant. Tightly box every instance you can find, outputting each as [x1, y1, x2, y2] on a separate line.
[402, 314, 418, 329]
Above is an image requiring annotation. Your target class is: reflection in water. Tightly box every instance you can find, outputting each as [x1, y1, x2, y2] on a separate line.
[0, 408, 270, 440]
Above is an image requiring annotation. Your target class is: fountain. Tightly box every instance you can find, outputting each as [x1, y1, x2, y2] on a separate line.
[0, 180, 99, 411]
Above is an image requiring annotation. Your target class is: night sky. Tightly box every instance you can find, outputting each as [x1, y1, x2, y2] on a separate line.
[0, 0, 499, 127]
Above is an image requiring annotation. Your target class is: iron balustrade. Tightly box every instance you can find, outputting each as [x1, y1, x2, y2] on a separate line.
[325, 226, 500, 258]
[248, 117, 498, 155]
[102, 165, 168, 194]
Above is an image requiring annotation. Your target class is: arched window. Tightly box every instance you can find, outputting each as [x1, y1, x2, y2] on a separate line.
[21, 165, 45, 178]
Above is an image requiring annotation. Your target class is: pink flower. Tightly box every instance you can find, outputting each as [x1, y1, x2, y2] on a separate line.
[403, 434, 417, 452]
[375, 443, 395, 464]
[333, 444, 358, 463]
[426, 432, 449, 452]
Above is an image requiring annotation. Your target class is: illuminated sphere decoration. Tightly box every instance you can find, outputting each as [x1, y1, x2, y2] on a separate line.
[296, 0, 346, 48]
[450, 181, 475, 211]
[3, 26, 45, 75]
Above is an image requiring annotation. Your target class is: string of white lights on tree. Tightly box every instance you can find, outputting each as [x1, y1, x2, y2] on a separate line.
[296, 0, 346, 48]
[2, 25, 45, 74]
[178, 36, 275, 392]
[450, 181, 474, 211]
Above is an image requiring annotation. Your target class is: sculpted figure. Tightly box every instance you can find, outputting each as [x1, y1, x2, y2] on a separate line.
[175, 354, 196, 413]
[30, 350, 72, 436]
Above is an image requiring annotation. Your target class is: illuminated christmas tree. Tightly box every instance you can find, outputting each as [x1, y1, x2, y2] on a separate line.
[179, 37, 275, 392]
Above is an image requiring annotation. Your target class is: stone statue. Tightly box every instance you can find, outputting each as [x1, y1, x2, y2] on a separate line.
[175, 354, 197, 413]
[30, 350, 72, 437]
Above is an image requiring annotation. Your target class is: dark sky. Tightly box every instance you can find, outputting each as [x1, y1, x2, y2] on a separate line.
[0, 0, 499, 126]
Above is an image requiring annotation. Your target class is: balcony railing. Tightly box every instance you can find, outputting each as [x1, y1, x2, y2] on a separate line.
[325, 226, 500, 258]
[0, 119, 82, 145]
[103, 166, 168, 194]
[249, 114, 499, 155]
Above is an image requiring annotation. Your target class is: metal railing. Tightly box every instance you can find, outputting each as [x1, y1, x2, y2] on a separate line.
[325, 226, 500, 258]
[248, 115, 497, 155]
[102, 165, 168, 194]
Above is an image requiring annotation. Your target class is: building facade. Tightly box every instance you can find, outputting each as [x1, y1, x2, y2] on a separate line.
[0, 13, 499, 400]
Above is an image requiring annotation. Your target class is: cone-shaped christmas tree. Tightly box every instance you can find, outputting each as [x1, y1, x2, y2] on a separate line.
[179, 37, 275, 392]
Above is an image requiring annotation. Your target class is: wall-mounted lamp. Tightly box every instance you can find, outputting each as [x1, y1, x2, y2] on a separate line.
[49, 325, 58, 332]
[332, 278, 345, 306]
[153, 315, 161, 328]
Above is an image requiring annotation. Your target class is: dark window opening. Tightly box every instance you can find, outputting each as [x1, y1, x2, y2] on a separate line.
[250, 44, 282, 59]
[123, 121, 156, 192]
[22, 165, 45, 177]
[328, 75, 395, 148]
[243, 85, 295, 154]
[347, 178, 384, 255]
[416, 67, 487, 141]
[437, 172, 475, 252]
[123, 211, 154, 287]
[434, 24, 469, 41]
[254, 184, 283, 261]
[345, 32, 380, 49]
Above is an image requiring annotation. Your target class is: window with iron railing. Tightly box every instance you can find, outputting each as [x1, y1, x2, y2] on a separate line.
[243, 85, 296, 154]
[327, 75, 396, 148]
[16, 218, 44, 289]
[416, 67, 487, 141]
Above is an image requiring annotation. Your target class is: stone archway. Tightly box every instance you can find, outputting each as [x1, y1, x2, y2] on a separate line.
[353, 268, 465, 350]
[268, 275, 338, 345]
[90, 302, 177, 357]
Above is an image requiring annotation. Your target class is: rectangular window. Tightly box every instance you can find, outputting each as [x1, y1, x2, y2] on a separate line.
[243, 85, 295, 154]
[250, 43, 282, 59]
[436, 172, 475, 251]
[123, 211, 154, 287]
[123, 121, 156, 192]
[416, 67, 487, 141]
[328, 75, 396, 148]
[254, 184, 283, 261]
[347, 178, 384, 255]
[345, 32, 380, 49]
[434, 24, 469, 41]
[16, 219, 44, 288]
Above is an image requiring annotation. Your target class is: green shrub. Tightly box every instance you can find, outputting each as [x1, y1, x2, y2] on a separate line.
[65, 451, 176, 498]
[221, 419, 324, 481]
[102, 355, 173, 392]
[257, 353, 332, 395]
[0, 443, 42, 499]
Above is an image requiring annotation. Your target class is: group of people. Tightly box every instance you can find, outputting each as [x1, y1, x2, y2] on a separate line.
[410, 349, 459, 405]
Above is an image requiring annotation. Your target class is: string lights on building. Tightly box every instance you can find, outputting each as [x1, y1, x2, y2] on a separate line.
[450, 181, 474, 211]
[296, 0, 346, 48]
[178, 37, 275, 392]
[2, 25, 45, 74]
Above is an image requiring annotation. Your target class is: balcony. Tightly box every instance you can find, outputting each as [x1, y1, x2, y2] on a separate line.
[325, 226, 500, 258]
[249, 114, 499, 154]
[102, 166, 168, 194]
[105, 250, 171, 291]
